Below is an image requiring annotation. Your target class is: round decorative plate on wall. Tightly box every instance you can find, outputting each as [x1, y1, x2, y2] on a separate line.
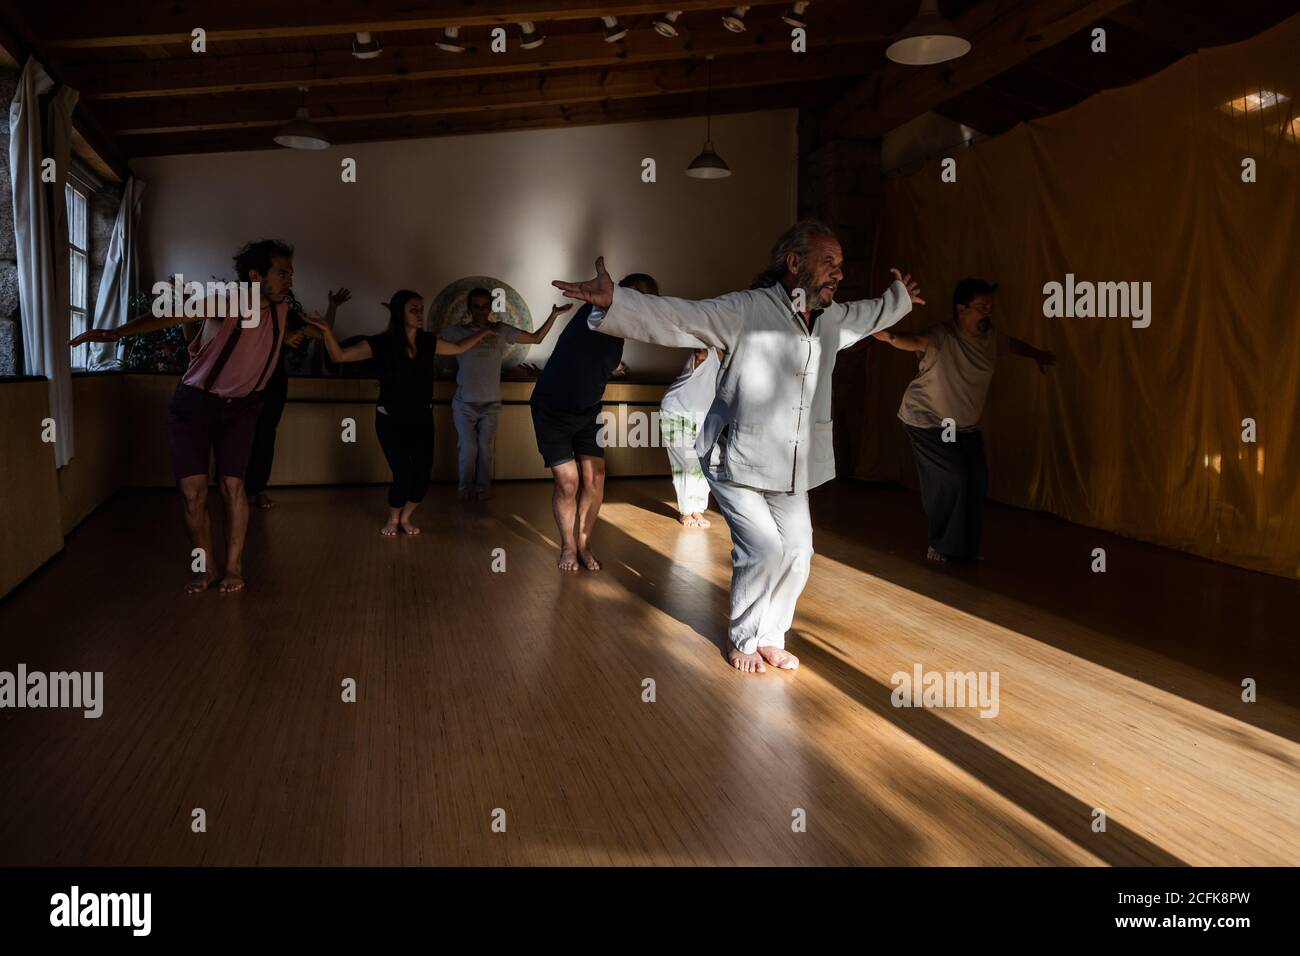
[428, 275, 534, 372]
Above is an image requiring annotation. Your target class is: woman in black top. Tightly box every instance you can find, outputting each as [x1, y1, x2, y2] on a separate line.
[307, 290, 493, 535]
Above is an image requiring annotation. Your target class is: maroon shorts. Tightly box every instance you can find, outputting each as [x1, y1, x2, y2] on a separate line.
[166, 384, 265, 482]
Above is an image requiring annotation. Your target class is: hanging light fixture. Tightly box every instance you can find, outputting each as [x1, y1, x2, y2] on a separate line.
[653, 11, 683, 38]
[601, 16, 628, 43]
[351, 31, 382, 59]
[274, 88, 329, 150]
[781, 2, 812, 29]
[722, 6, 750, 33]
[686, 57, 731, 179]
[436, 26, 466, 53]
[886, 0, 970, 65]
[518, 21, 545, 50]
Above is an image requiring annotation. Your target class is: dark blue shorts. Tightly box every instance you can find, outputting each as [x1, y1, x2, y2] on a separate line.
[529, 400, 604, 469]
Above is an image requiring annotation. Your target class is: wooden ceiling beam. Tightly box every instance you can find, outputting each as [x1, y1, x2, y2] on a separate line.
[1104, 0, 1224, 55]
[0, 2, 127, 179]
[120, 79, 850, 158]
[100, 47, 877, 136]
[39, 0, 800, 49]
[72, 14, 885, 101]
[822, 0, 1134, 141]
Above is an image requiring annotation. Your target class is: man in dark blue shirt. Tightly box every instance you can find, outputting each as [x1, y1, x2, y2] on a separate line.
[531, 272, 659, 572]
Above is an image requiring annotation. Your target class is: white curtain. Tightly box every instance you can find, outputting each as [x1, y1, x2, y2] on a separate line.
[9, 58, 78, 467]
[87, 176, 145, 370]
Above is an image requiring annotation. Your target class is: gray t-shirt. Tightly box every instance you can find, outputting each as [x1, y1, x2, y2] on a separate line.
[440, 321, 521, 403]
[897, 322, 1009, 430]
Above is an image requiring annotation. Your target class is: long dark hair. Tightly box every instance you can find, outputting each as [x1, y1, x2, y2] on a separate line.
[379, 289, 423, 374]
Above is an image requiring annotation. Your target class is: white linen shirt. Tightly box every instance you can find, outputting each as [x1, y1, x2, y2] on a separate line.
[589, 280, 913, 493]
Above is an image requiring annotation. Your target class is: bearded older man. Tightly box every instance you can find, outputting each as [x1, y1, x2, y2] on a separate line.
[553, 220, 925, 674]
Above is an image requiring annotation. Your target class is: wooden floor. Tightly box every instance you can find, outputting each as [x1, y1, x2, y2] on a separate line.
[1, 478, 1297, 866]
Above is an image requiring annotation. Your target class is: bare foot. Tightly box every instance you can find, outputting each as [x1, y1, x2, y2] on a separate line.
[399, 520, 420, 535]
[926, 546, 947, 563]
[253, 492, 273, 510]
[690, 511, 711, 528]
[727, 643, 767, 674]
[557, 548, 580, 572]
[759, 645, 799, 670]
[185, 573, 216, 595]
[578, 549, 601, 571]
[380, 520, 399, 536]
[217, 573, 245, 593]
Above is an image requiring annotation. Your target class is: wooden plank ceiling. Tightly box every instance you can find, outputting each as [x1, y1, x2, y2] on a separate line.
[0, 0, 1295, 172]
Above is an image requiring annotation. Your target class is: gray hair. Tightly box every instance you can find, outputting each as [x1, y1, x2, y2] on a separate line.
[750, 219, 838, 289]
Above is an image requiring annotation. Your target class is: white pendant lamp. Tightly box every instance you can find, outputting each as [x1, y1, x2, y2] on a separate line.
[686, 58, 731, 179]
[274, 88, 330, 150]
[886, 0, 971, 65]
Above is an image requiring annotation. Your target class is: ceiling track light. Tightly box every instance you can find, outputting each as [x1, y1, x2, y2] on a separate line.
[780, 2, 811, 29]
[351, 31, 382, 59]
[653, 11, 683, 38]
[518, 21, 545, 50]
[722, 5, 750, 33]
[436, 26, 466, 53]
[601, 16, 628, 43]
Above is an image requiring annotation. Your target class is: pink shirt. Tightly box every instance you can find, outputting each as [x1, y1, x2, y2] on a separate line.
[181, 301, 287, 398]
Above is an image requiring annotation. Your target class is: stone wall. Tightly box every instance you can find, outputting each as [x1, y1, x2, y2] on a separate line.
[0, 61, 125, 376]
[0, 66, 19, 376]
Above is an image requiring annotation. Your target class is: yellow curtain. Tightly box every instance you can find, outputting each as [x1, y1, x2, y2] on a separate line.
[860, 13, 1300, 578]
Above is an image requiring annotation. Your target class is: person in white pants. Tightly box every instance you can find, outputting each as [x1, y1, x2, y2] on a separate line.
[661, 347, 723, 527]
[553, 220, 926, 674]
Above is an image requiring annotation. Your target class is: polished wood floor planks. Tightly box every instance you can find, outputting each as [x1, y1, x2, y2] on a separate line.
[0, 479, 1296, 865]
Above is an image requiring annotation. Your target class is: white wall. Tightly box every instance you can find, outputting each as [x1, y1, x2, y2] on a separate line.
[132, 109, 798, 376]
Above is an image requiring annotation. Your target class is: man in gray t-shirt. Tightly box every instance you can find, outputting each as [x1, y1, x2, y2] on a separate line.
[875, 278, 1055, 562]
[441, 287, 568, 499]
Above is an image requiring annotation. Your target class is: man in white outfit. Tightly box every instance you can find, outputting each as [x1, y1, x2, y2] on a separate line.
[660, 347, 723, 527]
[553, 220, 925, 674]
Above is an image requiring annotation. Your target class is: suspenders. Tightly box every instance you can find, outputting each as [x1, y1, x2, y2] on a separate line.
[199, 302, 287, 394]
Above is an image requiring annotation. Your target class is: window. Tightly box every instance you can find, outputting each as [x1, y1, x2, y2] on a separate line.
[67, 180, 89, 370]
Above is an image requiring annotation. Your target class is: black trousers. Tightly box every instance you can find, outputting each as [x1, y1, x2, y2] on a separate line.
[905, 424, 988, 560]
[375, 409, 434, 508]
[244, 365, 288, 496]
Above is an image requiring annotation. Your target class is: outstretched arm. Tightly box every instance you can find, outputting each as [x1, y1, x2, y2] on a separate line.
[302, 313, 372, 363]
[69, 308, 202, 347]
[872, 328, 930, 352]
[300, 286, 351, 341]
[553, 257, 742, 350]
[516, 304, 571, 344]
[1008, 336, 1056, 373]
[436, 326, 494, 355]
[837, 268, 925, 350]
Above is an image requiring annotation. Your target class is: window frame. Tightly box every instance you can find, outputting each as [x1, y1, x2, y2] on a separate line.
[66, 166, 99, 371]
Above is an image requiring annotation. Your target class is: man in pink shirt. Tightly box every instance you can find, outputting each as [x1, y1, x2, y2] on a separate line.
[72, 239, 300, 593]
